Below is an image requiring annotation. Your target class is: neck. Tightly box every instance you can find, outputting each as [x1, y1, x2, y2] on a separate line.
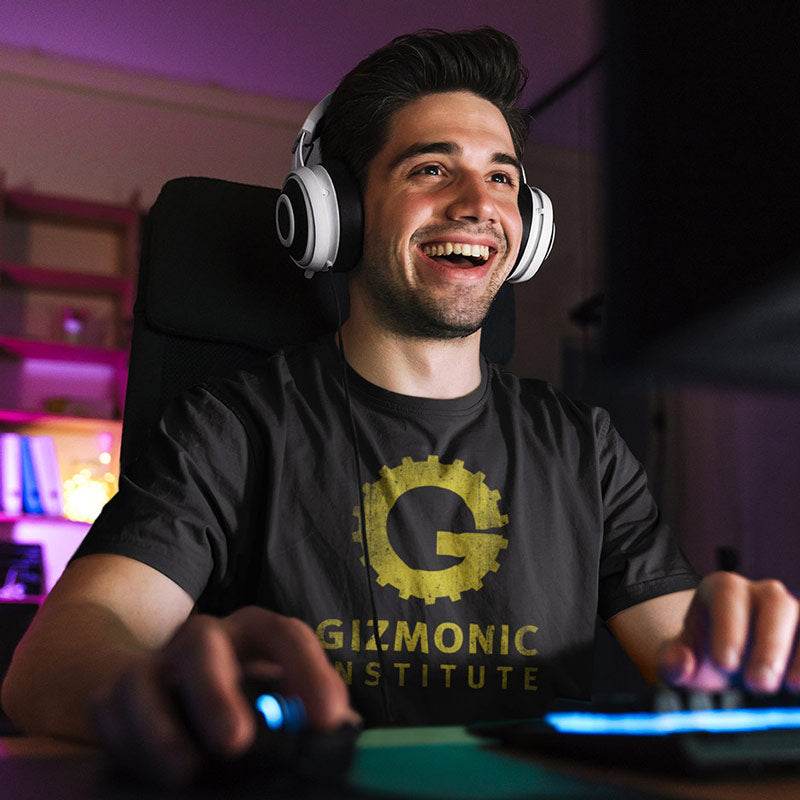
[339, 316, 484, 399]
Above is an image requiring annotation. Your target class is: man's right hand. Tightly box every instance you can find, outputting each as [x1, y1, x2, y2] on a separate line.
[90, 606, 359, 785]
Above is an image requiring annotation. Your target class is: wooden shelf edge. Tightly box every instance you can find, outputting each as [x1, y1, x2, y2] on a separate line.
[0, 262, 133, 295]
[0, 596, 45, 606]
[0, 408, 122, 429]
[4, 188, 139, 227]
[0, 335, 128, 367]
[0, 512, 90, 526]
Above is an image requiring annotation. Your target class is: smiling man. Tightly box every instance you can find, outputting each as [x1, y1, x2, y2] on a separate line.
[4, 27, 800, 786]
[344, 91, 521, 396]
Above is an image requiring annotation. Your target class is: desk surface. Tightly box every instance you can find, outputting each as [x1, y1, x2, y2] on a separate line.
[4, 727, 800, 800]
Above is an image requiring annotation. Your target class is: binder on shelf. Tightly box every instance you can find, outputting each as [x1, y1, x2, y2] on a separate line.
[0, 433, 23, 515]
[19, 436, 43, 515]
[27, 435, 65, 517]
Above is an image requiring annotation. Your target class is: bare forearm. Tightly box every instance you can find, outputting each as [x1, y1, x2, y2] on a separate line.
[2, 554, 194, 742]
[607, 589, 694, 684]
[2, 600, 153, 741]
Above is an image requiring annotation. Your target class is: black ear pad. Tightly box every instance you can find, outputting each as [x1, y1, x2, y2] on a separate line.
[325, 160, 363, 272]
[275, 159, 362, 275]
[505, 184, 555, 283]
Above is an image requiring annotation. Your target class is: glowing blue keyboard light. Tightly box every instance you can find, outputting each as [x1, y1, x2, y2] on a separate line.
[546, 707, 800, 736]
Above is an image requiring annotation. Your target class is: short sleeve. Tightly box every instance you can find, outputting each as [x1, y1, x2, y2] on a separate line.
[595, 410, 700, 619]
[73, 383, 260, 604]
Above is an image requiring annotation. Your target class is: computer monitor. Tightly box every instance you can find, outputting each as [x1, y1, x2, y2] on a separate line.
[601, 2, 800, 389]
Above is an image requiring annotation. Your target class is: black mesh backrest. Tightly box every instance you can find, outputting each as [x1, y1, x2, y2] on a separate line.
[120, 177, 515, 470]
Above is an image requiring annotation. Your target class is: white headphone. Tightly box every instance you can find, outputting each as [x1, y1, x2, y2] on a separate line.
[507, 171, 556, 283]
[276, 96, 554, 282]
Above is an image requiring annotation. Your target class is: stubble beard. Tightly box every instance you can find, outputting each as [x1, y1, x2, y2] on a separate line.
[358, 239, 508, 341]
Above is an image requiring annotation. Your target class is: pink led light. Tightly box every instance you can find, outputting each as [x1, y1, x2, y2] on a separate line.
[97, 431, 113, 454]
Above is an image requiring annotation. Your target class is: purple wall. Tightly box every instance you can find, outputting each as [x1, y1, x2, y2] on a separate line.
[0, 0, 602, 149]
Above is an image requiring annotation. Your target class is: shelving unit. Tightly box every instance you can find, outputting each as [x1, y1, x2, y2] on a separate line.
[0, 172, 138, 593]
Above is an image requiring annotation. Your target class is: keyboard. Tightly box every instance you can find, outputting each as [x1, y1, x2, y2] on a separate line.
[469, 689, 800, 776]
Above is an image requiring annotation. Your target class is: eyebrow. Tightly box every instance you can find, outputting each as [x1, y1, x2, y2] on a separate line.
[388, 141, 522, 176]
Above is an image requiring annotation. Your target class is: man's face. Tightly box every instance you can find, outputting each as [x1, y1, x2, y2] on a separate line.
[353, 91, 523, 340]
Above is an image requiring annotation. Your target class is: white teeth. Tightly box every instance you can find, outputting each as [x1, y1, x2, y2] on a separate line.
[422, 242, 490, 261]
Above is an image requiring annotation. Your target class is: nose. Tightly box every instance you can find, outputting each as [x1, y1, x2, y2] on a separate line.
[446, 172, 498, 223]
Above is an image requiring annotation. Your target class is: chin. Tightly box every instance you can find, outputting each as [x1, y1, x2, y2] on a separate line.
[385, 303, 489, 340]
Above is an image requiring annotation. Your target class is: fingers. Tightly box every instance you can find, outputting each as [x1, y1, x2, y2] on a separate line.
[703, 571, 751, 675]
[222, 607, 359, 731]
[91, 615, 257, 785]
[88, 613, 262, 785]
[661, 572, 800, 694]
[658, 641, 695, 685]
[91, 657, 202, 785]
[741, 579, 799, 692]
[786, 637, 800, 691]
[161, 615, 256, 756]
[659, 639, 731, 692]
[703, 574, 800, 692]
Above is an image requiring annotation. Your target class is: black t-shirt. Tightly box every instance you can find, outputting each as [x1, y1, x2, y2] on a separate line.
[76, 336, 699, 724]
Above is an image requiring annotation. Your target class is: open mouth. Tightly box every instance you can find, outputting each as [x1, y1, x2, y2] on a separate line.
[421, 241, 493, 267]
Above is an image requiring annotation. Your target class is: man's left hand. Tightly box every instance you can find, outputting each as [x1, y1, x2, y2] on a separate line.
[659, 571, 800, 693]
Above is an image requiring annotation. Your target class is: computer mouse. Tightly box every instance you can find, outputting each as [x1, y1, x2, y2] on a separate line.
[228, 679, 360, 782]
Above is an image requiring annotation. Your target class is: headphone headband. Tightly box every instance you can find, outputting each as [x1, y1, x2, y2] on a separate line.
[291, 95, 331, 172]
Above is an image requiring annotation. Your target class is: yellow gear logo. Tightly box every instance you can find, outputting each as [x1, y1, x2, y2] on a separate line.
[353, 456, 509, 604]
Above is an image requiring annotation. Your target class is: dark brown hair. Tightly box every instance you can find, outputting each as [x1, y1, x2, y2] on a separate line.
[320, 27, 529, 188]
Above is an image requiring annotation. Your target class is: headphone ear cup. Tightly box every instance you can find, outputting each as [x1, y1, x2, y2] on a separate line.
[275, 160, 362, 274]
[276, 164, 337, 272]
[506, 185, 555, 283]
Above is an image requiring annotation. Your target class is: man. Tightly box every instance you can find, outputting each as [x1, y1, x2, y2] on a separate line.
[3, 27, 800, 786]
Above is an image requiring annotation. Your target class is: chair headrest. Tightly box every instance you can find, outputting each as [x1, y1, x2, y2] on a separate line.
[141, 177, 343, 351]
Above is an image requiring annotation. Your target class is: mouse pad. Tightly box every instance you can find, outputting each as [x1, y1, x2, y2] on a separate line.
[351, 726, 668, 799]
